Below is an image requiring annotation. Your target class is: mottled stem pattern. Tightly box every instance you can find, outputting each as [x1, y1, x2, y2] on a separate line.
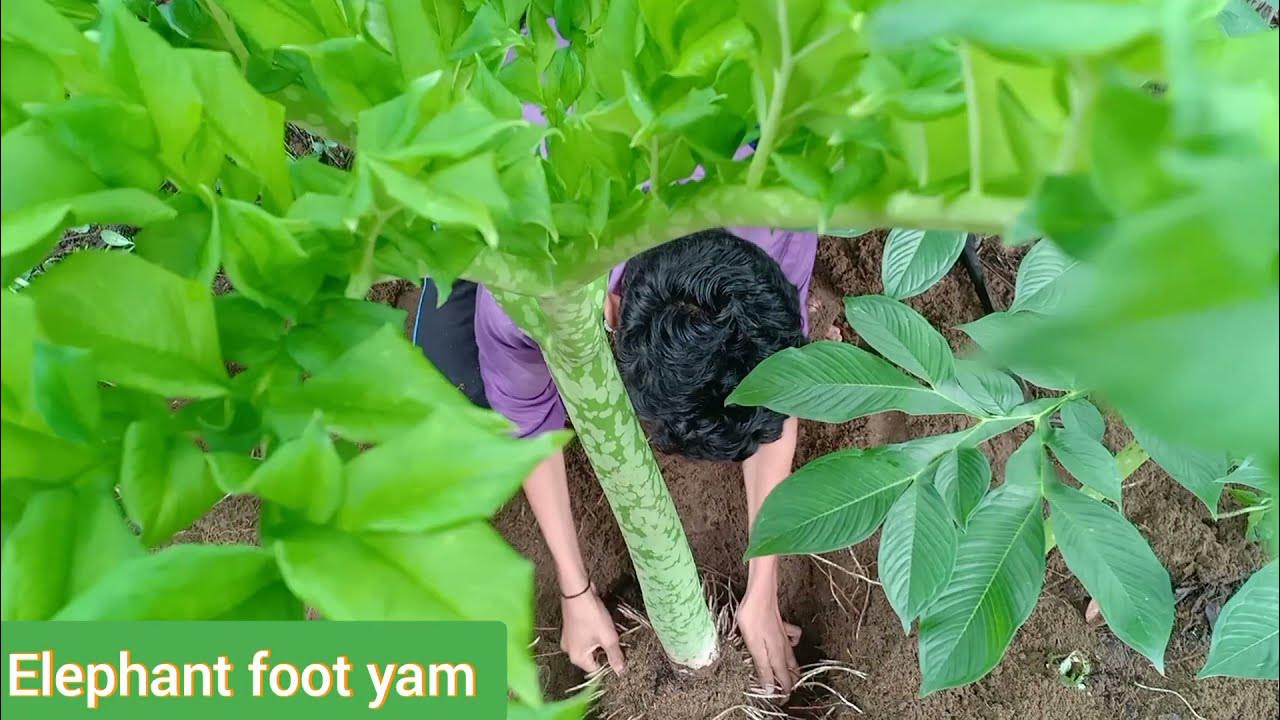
[495, 280, 718, 668]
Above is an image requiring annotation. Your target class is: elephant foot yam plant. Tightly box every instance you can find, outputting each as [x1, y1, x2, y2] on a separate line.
[2, 0, 1277, 713]
[731, 237, 1279, 693]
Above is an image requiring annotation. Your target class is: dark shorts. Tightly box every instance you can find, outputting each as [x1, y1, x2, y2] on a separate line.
[411, 279, 489, 408]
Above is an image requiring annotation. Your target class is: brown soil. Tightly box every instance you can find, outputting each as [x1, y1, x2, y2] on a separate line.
[185, 236, 1279, 719]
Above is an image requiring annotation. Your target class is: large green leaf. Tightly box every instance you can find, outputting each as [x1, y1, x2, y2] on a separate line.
[879, 479, 957, 631]
[120, 420, 225, 546]
[275, 522, 540, 702]
[917, 481, 1045, 695]
[336, 416, 567, 533]
[1046, 479, 1174, 672]
[1129, 424, 1228, 518]
[845, 294, 955, 385]
[1199, 560, 1280, 680]
[880, 228, 967, 300]
[728, 341, 969, 423]
[55, 544, 296, 619]
[1047, 427, 1122, 505]
[1, 486, 143, 620]
[933, 447, 991, 528]
[27, 251, 228, 398]
[747, 445, 928, 557]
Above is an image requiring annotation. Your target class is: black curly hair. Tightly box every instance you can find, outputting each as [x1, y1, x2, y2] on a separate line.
[615, 229, 806, 462]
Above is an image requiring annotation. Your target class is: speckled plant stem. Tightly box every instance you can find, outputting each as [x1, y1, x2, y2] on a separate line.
[495, 279, 718, 668]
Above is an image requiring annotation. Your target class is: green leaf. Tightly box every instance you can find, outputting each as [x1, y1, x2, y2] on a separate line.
[1004, 433, 1047, 489]
[218, 198, 321, 316]
[120, 420, 225, 546]
[1129, 425, 1228, 518]
[879, 480, 958, 631]
[32, 341, 100, 444]
[845, 294, 955, 386]
[934, 447, 991, 528]
[213, 0, 330, 48]
[1046, 478, 1173, 671]
[747, 446, 925, 557]
[958, 311, 1078, 390]
[383, 97, 522, 162]
[184, 50, 292, 210]
[1219, 0, 1273, 37]
[291, 37, 402, 123]
[1010, 239, 1078, 314]
[1047, 427, 1122, 505]
[769, 153, 828, 200]
[670, 17, 752, 77]
[1199, 560, 1279, 680]
[917, 481, 1045, 695]
[868, 0, 1159, 56]
[132, 193, 219, 283]
[27, 251, 228, 398]
[371, 159, 499, 247]
[275, 522, 540, 701]
[1, 487, 143, 620]
[728, 341, 969, 423]
[244, 415, 342, 524]
[100, 0, 203, 174]
[216, 294, 287, 366]
[1, 202, 70, 286]
[1058, 397, 1105, 440]
[268, 325, 503, 443]
[942, 358, 1024, 416]
[881, 229, 967, 300]
[337, 416, 567, 533]
[56, 544, 292, 619]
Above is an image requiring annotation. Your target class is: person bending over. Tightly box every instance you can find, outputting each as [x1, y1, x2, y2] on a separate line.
[413, 227, 816, 693]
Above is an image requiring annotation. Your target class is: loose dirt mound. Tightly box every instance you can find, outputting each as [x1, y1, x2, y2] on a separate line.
[184, 236, 1279, 719]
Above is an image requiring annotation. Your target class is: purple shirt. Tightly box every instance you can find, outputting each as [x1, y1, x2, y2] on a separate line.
[475, 228, 817, 438]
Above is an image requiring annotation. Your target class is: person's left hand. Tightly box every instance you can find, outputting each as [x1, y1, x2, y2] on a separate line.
[736, 588, 801, 695]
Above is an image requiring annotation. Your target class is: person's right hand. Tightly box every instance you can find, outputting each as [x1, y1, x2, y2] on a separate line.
[560, 587, 626, 675]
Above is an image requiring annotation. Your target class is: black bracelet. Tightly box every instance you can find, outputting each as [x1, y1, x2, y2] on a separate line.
[561, 580, 593, 600]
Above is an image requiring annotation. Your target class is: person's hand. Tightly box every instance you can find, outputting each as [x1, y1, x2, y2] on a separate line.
[737, 587, 801, 695]
[560, 585, 625, 675]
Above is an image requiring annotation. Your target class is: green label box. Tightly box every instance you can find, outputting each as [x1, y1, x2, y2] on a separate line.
[2, 621, 506, 719]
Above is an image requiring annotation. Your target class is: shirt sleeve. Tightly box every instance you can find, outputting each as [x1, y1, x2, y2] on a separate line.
[726, 226, 818, 336]
[473, 286, 567, 438]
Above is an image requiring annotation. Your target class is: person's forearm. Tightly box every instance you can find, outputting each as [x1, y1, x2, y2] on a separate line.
[522, 451, 590, 593]
[742, 418, 799, 595]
